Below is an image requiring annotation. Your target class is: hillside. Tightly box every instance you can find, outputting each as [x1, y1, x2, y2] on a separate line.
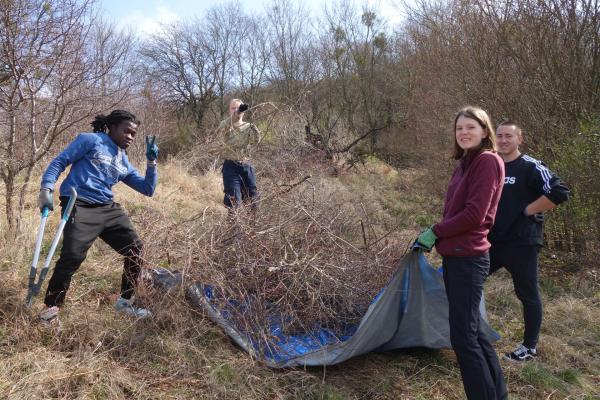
[0, 158, 598, 399]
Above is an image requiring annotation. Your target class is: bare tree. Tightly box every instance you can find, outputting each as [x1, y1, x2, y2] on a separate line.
[234, 13, 271, 104]
[204, 3, 244, 115]
[90, 19, 137, 109]
[301, 1, 398, 155]
[140, 22, 219, 133]
[0, 0, 134, 233]
[265, 0, 315, 104]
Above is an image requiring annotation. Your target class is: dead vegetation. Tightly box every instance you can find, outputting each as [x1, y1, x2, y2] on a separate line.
[190, 188, 402, 339]
[0, 153, 598, 399]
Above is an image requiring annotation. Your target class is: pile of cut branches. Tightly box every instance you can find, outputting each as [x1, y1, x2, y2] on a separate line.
[188, 184, 403, 342]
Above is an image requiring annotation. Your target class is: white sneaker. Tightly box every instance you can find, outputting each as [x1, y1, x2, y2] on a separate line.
[504, 344, 537, 362]
[39, 306, 60, 327]
[114, 297, 151, 319]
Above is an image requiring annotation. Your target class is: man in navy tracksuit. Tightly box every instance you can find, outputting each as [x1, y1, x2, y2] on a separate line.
[489, 121, 569, 361]
[37, 110, 159, 323]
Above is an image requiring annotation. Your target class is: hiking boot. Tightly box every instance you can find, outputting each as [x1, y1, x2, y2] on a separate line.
[39, 306, 60, 327]
[114, 297, 151, 319]
[504, 344, 537, 362]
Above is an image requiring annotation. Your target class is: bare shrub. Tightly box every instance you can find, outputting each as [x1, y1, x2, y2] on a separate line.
[190, 186, 402, 346]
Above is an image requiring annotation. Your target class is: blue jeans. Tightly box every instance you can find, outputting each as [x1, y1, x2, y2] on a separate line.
[443, 253, 507, 400]
[222, 160, 258, 208]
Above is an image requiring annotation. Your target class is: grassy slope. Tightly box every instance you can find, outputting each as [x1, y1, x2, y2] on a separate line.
[0, 158, 598, 399]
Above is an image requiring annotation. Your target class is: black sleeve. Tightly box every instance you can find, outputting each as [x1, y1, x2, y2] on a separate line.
[526, 159, 570, 205]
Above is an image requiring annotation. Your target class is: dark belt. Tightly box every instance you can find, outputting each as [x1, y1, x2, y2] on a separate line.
[59, 196, 112, 208]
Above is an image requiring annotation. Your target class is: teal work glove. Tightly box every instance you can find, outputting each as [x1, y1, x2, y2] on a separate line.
[145, 135, 159, 161]
[416, 226, 437, 251]
[38, 188, 54, 212]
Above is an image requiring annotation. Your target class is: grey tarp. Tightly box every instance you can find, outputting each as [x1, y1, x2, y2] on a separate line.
[187, 250, 499, 368]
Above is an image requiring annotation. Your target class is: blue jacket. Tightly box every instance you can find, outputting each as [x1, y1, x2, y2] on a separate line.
[41, 132, 157, 204]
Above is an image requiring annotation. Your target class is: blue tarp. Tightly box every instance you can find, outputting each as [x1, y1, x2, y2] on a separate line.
[187, 251, 499, 367]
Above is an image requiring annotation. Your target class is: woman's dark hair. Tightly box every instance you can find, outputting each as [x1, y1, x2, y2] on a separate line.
[90, 109, 140, 133]
[452, 106, 497, 160]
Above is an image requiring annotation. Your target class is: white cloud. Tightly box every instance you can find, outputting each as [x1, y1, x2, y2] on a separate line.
[119, 3, 180, 37]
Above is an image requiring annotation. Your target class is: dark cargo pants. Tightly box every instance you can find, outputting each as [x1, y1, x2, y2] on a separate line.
[44, 199, 143, 307]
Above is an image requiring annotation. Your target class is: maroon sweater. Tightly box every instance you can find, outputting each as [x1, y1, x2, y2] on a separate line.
[433, 150, 505, 257]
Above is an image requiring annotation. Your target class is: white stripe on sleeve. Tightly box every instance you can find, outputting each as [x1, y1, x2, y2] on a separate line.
[522, 154, 552, 193]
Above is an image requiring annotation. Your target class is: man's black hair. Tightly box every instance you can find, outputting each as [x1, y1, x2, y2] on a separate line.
[91, 110, 140, 133]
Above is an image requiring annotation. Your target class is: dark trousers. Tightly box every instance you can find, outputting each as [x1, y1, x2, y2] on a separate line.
[44, 199, 144, 307]
[490, 243, 542, 349]
[222, 160, 258, 208]
[443, 254, 507, 400]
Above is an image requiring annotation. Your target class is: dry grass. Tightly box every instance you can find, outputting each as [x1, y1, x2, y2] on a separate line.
[0, 153, 599, 399]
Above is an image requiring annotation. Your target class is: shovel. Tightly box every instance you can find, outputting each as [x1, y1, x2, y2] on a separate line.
[26, 187, 77, 306]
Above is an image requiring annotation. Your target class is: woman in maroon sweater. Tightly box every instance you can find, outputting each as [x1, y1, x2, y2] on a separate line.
[417, 106, 507, 400]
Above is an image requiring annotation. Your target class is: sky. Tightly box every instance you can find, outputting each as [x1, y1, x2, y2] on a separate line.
[99, 0, 407, 37]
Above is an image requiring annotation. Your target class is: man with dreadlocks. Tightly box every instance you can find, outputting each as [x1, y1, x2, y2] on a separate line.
[37, 110, 159, 323]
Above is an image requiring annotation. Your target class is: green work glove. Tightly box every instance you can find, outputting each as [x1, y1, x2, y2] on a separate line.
[145, 135, 159, 161]
[416, 226, 437, 251]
